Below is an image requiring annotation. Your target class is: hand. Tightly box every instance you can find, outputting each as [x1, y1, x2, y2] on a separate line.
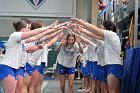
[60, 37, 66, 46]
[70, 17, 83, 25]
[48, 20, 59, 29]
[58, 31, 64, 40]
[38, 44, 44, 49]
[76, 35, 81, 44]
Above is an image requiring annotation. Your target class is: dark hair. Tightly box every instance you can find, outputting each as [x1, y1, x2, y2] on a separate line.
[66, 33, 76, 46]
[103, 20, 116, 32]
[20, 18, 31, 24]
[13, 20, 27, 31]
[30, 20, 43, 30]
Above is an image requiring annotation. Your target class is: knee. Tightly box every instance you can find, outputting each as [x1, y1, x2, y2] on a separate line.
[69, 83, 73, 89]
[60, 84, 65, 89]
[23, 81, 30, 87]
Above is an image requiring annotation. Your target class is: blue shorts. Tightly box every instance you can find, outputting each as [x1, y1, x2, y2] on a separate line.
[34, 62, 46, 75]
[106, 64, 123, 80]
[18, 67, 26, 78]
[84, 60, 92, 77]
[25, 63, 35, 76]
[80, 63, 84, 74]
[99, 65, 107, 83]
[0, 65, 18, 80]
[57, 63, 75, 75]
[91, 64, 100, 80]
[90, 61, 98, 72]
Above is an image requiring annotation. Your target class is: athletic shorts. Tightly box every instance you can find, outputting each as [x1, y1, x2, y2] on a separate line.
[18, 67, 26, 78]
[25, 63, 35, 76]
[106, 64, 123, 80]
[84, 60, 92, 77]
[34, 62, 46, 75]
[0, 65, 18, 80]
[57, 63, 75, 75]
[91, 63, 100, 80]
[99, 65, 107, 83]
[80, 63, 84, 74]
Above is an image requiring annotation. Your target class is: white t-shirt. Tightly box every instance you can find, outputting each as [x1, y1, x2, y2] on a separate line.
[80, 45, 88, 62]
[96, 40, 105, 66]
[0, 54, 4, 63]
[87, 44, 98, 62]
[36, 44, 48, 67]
[1, 32, 23, 69]
[57, 43, 79, 68]
[104, 30, 122, 65]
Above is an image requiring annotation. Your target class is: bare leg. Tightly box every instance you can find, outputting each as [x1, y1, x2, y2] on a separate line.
[107, 74, 120, 93]
[100, 82, 109, 93]
[84, 77, 88, 91]
[29, 70, 40, 93]
[60, 75, 66, 93]
[96, 80, 101, 93]
[15, 75, 23, 93]
[90, 80, 96, 93]
[22, 73, 32, 93]
[35, 73, 44, 93]
[68, 74, 75, 93]
[2, 74, 17, 93]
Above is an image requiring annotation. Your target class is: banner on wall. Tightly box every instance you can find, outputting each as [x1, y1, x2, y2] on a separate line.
[0, 0, 76, 17]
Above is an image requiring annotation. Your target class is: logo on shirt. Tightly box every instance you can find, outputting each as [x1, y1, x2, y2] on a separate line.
[26, 0, 46, 10]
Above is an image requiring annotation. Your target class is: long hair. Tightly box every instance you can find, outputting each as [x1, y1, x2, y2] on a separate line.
[65, 33, 76, 47]
[103, 20, 116, 32]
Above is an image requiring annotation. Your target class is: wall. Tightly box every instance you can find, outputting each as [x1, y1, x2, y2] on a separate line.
[0, 0, 92, 38]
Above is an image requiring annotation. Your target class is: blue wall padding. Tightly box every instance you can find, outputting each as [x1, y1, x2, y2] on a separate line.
[129, 48, 140, 93]
[121, 48, 136, 93]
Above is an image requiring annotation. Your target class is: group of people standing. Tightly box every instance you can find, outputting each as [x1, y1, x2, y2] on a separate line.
[0, 17, 123, 93]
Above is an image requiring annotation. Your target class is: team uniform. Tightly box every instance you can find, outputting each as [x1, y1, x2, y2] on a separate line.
[104, 30, 123, 80]
[96, 40, 107, 82]
[0, 32, 24, 80]
[87, 44, 98, 80]
[26, 49, 44, 76]
[34, 44, 49, 75]
[79, 45, 88, 77]
[57, 43, 79, 75]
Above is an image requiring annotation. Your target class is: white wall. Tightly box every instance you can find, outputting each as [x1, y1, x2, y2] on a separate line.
[0, 0, 76, 17]
[0, 0, 92, 38]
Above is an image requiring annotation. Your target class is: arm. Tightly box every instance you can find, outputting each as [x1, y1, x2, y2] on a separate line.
[71, 18, 105, 39]
[79, 27, 104, 40]
[44, 29, 63, 40]
[55, 37, 66, 51]
[72, 31, 96, 47]
[21, 21, 57, 40]
[26, 45, 38, 53]
[24, 28, 63, 43]
[46, 34, 62, 48]
[76, 35, 83, 54]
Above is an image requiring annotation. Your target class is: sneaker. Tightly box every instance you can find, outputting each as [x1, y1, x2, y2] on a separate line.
[76, 77, 81, 80]
[77, 87, 85, 91]
[85, 88, 91, 93]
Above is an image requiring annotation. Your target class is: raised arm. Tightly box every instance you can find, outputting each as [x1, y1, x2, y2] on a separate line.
[21, 21, 58, 40]
[71, 18, 105, 39]
[44, 29, 63, 41]
[24, 27, 64, 43]
[79, 27, 104, 40]
[72, 31, 96, 47]
[76, 35, 83, 54]
[47, 33, 62, 48]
